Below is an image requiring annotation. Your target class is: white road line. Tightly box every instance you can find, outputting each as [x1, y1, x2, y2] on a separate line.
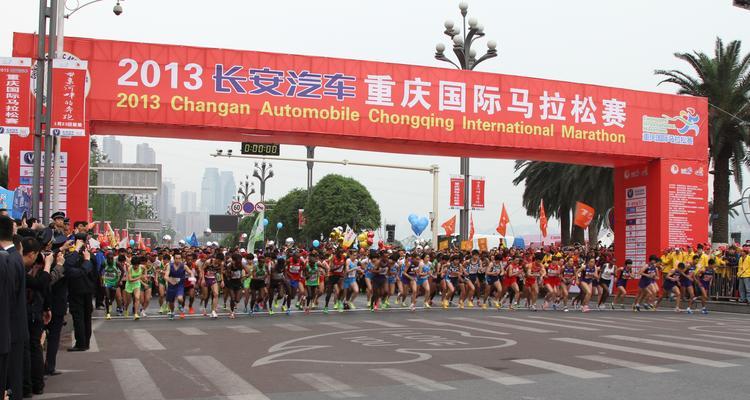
[69, 321, 101, 352]
[553, 338, 738, 368]
[127, 329, 165, 351]
[450, 317, 555, 333]
[185, 355, 269, 400]
[605, 335, 750, 358]
[33, 393, 88, 399]
[111, 359, 165, 400]
[660, 316, 694, 322]
[577, 355, 676, 373]
[177, 327, 207, 336]
[274, 323, 310, 332]
[371, 368, 455, 392]
[361, 320, 406, 328]
[319, 321, 362, 330]
[512, 358, 609, 379]
[693, 333, 750, 343]
[652, 334, 750, 348]
[535, 316, 643, 331]
[443, 363, 533, 385]
[293, 373, 364, 398]
[491, 316, 599, 331]
[408, 318, 510, 335]
[228, 325, 260, 334]
[627, 316, 666, 322]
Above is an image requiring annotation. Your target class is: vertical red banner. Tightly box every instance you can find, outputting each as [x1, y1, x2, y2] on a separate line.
[51, 59, 87, 137]
[470, 176, 485, 209]
[0, 57, 32, 137]
[298, 209, 306, 228]
[449, 176, 465, 209]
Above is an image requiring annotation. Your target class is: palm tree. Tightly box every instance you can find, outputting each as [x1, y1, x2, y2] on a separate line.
[655, 38, 750, 243]
[0, 152, 8, 188]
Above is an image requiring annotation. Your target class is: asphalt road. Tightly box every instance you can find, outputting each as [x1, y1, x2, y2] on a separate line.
[38, 302, 750, 400]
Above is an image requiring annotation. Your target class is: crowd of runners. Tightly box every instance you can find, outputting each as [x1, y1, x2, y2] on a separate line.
[101, 242, 730, 320]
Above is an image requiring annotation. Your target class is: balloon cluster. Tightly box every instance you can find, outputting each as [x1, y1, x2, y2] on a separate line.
[329, 226, 344, 247]
[357, 230, 375, 249]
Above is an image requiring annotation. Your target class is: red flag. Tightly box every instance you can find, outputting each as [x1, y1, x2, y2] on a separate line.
[573, 201, 596, 229]
[539, 200, 548, 238]
[496, 203, 510, 236]
[441, 215, 456, 236]
[469, 213, 475, 241]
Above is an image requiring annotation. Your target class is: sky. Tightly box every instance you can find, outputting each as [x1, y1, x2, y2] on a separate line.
[2, 0, 750, 240]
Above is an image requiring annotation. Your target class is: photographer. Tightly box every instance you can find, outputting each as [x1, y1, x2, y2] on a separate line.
[64, 236, 95, 352]
[44, 235, 68, 376]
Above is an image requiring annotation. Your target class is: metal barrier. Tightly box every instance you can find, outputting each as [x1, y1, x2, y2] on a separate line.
[711, 265, 739, 301]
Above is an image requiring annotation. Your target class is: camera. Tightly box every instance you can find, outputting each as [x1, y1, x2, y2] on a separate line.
[113, 1, 123, 16]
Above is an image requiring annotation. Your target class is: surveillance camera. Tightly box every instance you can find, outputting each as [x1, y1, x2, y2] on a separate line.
[217, 149, 223, 155]
[113, 2, 123, 16]
[227, 149, 233, 156]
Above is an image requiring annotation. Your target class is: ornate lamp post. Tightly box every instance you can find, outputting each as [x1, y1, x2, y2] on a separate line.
[252, 161, 274, 203]
[236, 175, 256, 202]
[434, 2, 497, 241]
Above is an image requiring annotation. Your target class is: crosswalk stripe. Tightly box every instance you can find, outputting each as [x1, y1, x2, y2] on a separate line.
[605, 335, 750, 358]
[185, 355, 269, 400]
[274, 323, 310, 332]
[70, 320, 101, 352]
[512, 358, 609, 379]
[32, 393, 88, 399]
[361, 320, 406, 328]
[177, 327, 207, 336]
[491, 316, 599, 331]
[112, 359, 165, 400]
[443, 363, 533, 385]
[228, 325, 260, 334]
[293, 373, 364, 398]
[577, 355, 676, 373]
[534, 316, 643, 331]
[627, 316, 665, 322]
[127, 329, 165, 351]
[553, 338, 738, 368]
[693, 333, 750, 343]
[371, 368, 455, 392]
[660, 316, 693, 322]
[450, 317, 555, 333]
[650, 334, 750, 348]
[408, 318, 510, 335]
[319, 321, 362, 330]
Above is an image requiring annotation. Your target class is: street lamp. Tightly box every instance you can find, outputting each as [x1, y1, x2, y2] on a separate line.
[434, 1, 497, 241]
[252, 161, 274, 202]
[236, 175, 256, 203]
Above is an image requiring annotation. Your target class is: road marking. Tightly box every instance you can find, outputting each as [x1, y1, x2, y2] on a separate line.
[660, 316, 694, 322]
[577, 355, 676, 373]
[319, 321, 362, 330]
[274, 323, 310, 332]
[293, 373, 364, 398]
[450, 317, 555, 333]
[605, 335, 750, 358]
[693, 333, 750, 343]
[512, 358, 609, 379]
[361, 320, 406, 328]
[553, 338, 738, 368]
[627, 316, 666, 322]
[491, 316, 599, 331]
[651, 334, 750, 348]
[127, 329, 165, 351]
[443, 363, 533, 385]
[534, 316, 643, 331]
[112, 359, 165, 400]
[70, 320, 101, 352]
[371, 368, 455, 392]
[177, 327, 207, 336]
[34, 393, 88, 399]
[228, 325, 260, 334]
[409, 318, 510, 335]
[185, 355, 269, 400]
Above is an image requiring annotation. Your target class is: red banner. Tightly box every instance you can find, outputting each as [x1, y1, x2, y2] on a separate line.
[0, 57, 31, 137]
[450, 176, 465, 209]
[50, 59, 87, 137]
[298, 209, 306, 228]
[496, 203, 510, 237]
[573, 201, 595, 229]
[539, 200, 548, 238]
[470, 176, 485, 209]
[441, 215, 456, 236]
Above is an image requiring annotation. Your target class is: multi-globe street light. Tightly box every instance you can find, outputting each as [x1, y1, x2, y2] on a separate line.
[434, 1, 497, 241]
[253, 161, 274, 203]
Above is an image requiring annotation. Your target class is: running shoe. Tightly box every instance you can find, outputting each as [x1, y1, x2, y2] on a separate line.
[168, 312, 174, 320]
[333, 302, 339, 310]
[296, 302, 301, 309]
[563, 306, 569, 312]
[269, 309, 275, 316]
[286, 309, 292, 316]
[134, 314, 140, 321]
[611, 303, 616, 310]
[179, 311, 185, 319]
[374, 304, 379, 312]
[105, 313, 111, 320]
[410, 303, 416, 311]
[211, 310, 218, 319]
[552, 303, 558, 311]
[124, 310, 130, 317]
[675, 307, 681, 313]
[442, 300, 448, 309]
[468, 301, 475, 308]
[481, 303, 488, 310]
[282, 305, 288, 312]
[323, 307, 329, 314]
[424, 302, 431, 309]
[686, 307, 693, 314]
[274, 301, 279, 309]
[141, 310, 147, 317]
[701, 307, 708, 315]
[582, 305, 590, 313]
[338, 304, 344, 313]
[635, 304, 641, 312]
[530, 305, 537, 312]
[458, 301, 464, 309]
[542, 302, 548, 311]
[229, 312, 235, 319]
[189, 307, 195, 315]
[305, 307, 310, 315]
[349, 303, 357, 310]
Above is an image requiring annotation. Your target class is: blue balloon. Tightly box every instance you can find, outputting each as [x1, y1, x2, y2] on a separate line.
[407, 213, 419, 225]
[276, 222, 283, 229]
[410, 215, 429, 236]
[129, 239, 135, 246]
[312, 240, 320, 248]
[263, 218, 269, 226]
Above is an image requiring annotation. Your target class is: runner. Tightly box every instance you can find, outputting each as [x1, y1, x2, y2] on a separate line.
[576, 258, 597, 313]
[696, 258, 716, 314]
[140, 255, 155, 317]
[249, 253, 270, 315]
[164, 252, 188, 320]
[304, 253, 323, 314]
[156, 253, 169, 314]
[124, 255, 145, 321]
[525, 253, 545, 311]
[484, 254, 504, 309]
[597, 259, 615, 310]
[324, 248, 346, 313]
[267, 251, 289, 315]
[102, 251, 121, 320]
[659, 262, 683, 312]
[342, 251, 360, 310]
[226, 253, 245, 319]
[201, 253, 223, 319]
[612, 259, 632, 309]
[560, 257, 577, 312]
[542, 256, 561, 310]
[634, 255, 659, 312]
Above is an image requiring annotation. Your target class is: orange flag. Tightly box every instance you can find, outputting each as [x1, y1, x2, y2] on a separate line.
[539, 200, 548, 238]
[574, 201, 596, 229]
[469, 213, 475, 241]
[496, 203, 510, 236]
[441, 215, 456, 236]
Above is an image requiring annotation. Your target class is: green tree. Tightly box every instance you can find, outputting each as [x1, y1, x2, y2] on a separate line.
[655, 38, 750, 243]
[0, 152, 8, 188]
[302, 174, 381, 240]
[221, 213, 260, 248]
[266, 188, 308, 243]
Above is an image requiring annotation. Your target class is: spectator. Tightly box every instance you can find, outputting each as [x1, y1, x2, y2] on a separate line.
[20, 235, 52, 396]
[44, 235, 69, 376]
[65, 239, 95, 351]
[739, 247, 750, 304]
[0, 215, 27, 400]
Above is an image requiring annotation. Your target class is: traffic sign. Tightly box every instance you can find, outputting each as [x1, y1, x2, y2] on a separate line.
[242, 201, 255, 214]
[230, 201, 242, 215]
[255, 202, 266, 212]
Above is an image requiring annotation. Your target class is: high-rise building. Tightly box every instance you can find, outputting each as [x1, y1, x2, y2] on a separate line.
[219, 171, 236, 212]
[180, 191, 197, 213]
[157, 180, 177, 223]
[200, 167, 221, 214]
[136, 143, 156, 164]
[101, 136, 122, 163]
[174, 211, 208, 240]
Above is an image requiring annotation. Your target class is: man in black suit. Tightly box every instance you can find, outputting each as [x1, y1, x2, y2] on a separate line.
[0, 215, 27, 399]
[44, 235, 69, 376]
[0, 229, 11, 400]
